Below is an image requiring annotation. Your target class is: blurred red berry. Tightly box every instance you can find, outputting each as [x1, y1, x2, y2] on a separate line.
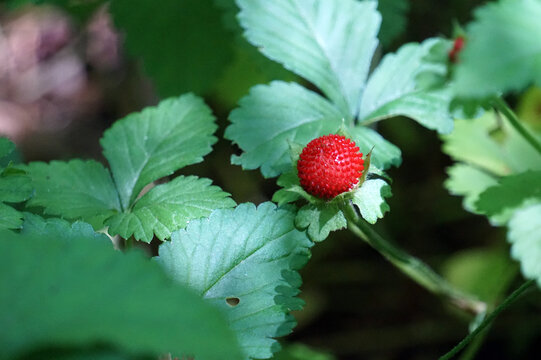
[297, 134, 364, 200]
[449, 36, 465, 63]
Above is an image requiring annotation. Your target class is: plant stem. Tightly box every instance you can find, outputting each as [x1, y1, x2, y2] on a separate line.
[492, 97, 541, 156]
[439, 279, 536, 360]
[342, 202, 487, 315]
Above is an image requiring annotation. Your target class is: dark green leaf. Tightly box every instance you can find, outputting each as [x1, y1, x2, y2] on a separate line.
[106, 176, 235, 243]
[0, 217, 242, 360]
[373, 0, 409, 47]
[226, 81, 344, 178]
[157, 203, 313, 359]
[25, 160, 120, 229]
[0, 137, 21, 168]
[101, 94, 217, 209]
[110, 0, 234, 96]
[237, 0, 381, 116]
[0, 174, 32, 203]
[0, 203, 23, 230]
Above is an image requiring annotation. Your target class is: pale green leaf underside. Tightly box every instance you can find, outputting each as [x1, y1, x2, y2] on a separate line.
[348, 126, 402, 170]
[107, 176, 235, 243]
[352, 178, 392, 224]
[445, 164, 498, 214]
[360, 39, 453, 134]
[0, 217, 242, 360]
[475, 170, 541, 218]
[0, 203, 23, 230]
[157, 202, 313, 359]
[295, 203, 346, 242]
[454, 0, 541, 97]
[508, 203, 541, 288]
[237, 0, 381, 116]
[226, 81, 344, 178]
[101, 94, 217, 209]
[25, 160, 120, 229]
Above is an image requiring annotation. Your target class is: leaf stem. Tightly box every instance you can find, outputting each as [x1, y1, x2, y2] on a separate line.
[492, 97, 541, 156]
[439, 279, 536, 360]
[342, 202, 487, 315]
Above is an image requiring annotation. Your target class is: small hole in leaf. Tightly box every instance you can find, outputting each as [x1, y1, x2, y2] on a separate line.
[226, 297, 240, 307]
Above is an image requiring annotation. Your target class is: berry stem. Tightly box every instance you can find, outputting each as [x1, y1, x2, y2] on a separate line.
[492, 97, 541, 156]
[341, 202, 487, 315]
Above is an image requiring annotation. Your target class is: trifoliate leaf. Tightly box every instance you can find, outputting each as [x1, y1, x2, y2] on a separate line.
[359, 39, 454, 134]
[225, 81, 344, 178]
[348, 126, 402, 170]
[157, 202, 313, 360]
[351, 178, 392, 224]
[25, 160, 121, 229]
[445, 164, 498, 213]
[106, 176, 235, 243]
[110, 0, 234, 96]
[295, 203, 346, 242]
[454, 0, 541, 98]
[0, 203, 23, 230]
[101, 94, 217, 209]
[508, 203, 541, 288]
[237, 0, 381, 116]
[0, 218, 242, 360]
[475, 170, 541, 218]
[0, 174, 32, 203]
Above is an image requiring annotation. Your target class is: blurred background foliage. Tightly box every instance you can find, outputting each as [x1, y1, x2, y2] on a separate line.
[1, 0, 540, 359]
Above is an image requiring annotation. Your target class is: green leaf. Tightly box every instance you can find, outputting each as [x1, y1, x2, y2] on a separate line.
[348, 126, 402, 170]
[0, 137, 21, 167]
[157, 202, 313, 359]
[351, 178, 392, 224]
[225, 81, 344, 178]
[372, 0, 409, 48]
[274, 343, 336, 360]
[237, 0, 381, 116]
[0, 218, 242, 360]
[475, 170, 541, 218]
[0, 174, 32, 203]
[101, 94, 217, 209]
[508, 203, 541, 288]
[359, 39, 454, 134]
[295, 203, 346, 242]
[25, 160, 120, 229]
[0, 203, 23, 230]
[20, 213, 110, 242]
[110, 0, 234, 96]
[444, 164, 498, 214]
[106, 176, 235, 243]
[454, 0, 541, 98]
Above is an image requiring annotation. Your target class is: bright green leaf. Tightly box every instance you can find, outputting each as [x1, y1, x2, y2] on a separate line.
[359, 39, 453, 134]
[352, 178, 392, 224]
[348, 126, 402, 170]
[0, 218, 242, 360]
[0, 203, 23, 230]
[110, 0, 234, 96]
[101, 94, 217, 209]
[454, 0, 541, 98]
[25, 160, 121, 229]
[445, 164, 498, 214]
[508, 203, 541, 288]
[0, 174, 32, 203]
[157, 202, 313, 359]
[225, 81, 344, 178]
[475, 170, 541, 218]
[107, 176, 235, 243]
[237, 0, 381, 116]
[295, 203, 346, 242]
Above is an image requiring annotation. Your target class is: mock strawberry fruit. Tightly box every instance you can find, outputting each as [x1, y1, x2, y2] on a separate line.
[449, 36, 465, 63]
[297, 134, 364, 200]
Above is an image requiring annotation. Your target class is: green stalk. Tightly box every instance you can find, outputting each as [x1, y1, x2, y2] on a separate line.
[492, 97, 541, 156]
[439, 279, 536, 360]
[342, 202, 486, 315]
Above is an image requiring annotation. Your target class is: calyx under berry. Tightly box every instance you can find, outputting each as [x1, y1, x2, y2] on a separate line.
[297, 134, 364, 200]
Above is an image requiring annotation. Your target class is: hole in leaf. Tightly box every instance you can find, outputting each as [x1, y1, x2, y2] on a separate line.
[225, 297, 240, 307]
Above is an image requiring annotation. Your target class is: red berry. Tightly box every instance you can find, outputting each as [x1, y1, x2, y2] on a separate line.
[297, 134, 364, 200]
[449, 36, 465, 63]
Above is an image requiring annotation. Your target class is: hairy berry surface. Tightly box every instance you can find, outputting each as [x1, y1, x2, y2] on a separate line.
[297, 134, 364, 200]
